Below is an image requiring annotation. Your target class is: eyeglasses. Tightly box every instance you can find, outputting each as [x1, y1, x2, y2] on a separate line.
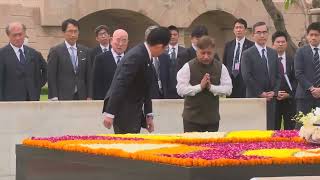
[254, 31, 268, 36]
[98, 32, 109, 37]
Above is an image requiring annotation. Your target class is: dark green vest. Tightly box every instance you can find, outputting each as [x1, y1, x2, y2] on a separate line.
[182, 58, 222, 124]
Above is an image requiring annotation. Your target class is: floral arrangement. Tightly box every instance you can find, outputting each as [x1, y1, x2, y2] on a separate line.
[296, 108, 320, 143]
[23, 130, 320, 167]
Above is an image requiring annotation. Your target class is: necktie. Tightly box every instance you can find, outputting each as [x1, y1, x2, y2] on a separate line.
[261, 49, 269, 74]
[70, 47, 78, 73]
[313, 48, 320, 87]
[278, 56, 284, 76]
[153, 57, 160, 78]
[170, 47, 176, 63]
[19, 49, 26, 65]
[116, 55, 121, 64]
[232, 42, 241, 77]
[103, 48, 107, 53]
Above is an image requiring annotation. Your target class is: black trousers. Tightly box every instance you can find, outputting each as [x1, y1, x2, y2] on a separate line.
[183, 120, 219, 132]
[275, 99, 296, 130]
[296, 98, 320, 129]
[266, 98, 277, 130]
[113, 124, 141, 134]
[73, 92, 79, 100]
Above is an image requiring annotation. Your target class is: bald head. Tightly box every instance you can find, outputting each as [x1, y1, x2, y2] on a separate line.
[6, 22, 27, 48]
[111, 29, 129, 55]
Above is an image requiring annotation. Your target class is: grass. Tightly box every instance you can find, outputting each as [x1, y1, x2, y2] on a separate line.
[40, 94, 48, 101]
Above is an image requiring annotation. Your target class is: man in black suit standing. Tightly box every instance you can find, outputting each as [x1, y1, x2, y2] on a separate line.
[89, 25, 111, 67]
[295, 22, 320, 127]
[223, 18, 254, 98]
[272, 31, 297, 130]
[0, 22, 47, 101]
[102, 27, 171, 134]
[177, 25, 208, 71]
[165, 25, 186, 98]
[92, 29, 128, 100]
[47, 19, 92, 100]
[178, 25, 220, 71]
[241, 22, 281, 130]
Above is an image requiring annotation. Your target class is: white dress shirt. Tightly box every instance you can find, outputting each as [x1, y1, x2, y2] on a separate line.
[279, 52, 293, 91]
[100, 44, 110, 52]
[255, 43, 269, 70]
[111, 48, 124, 64]
[169, 44, 179, 58]
[65, 41, 78, 59]
[310, 44, 320, 57]
[10, 43, 25, 62]
[233, 37, 245, 63]
[176, 62, 232, 97]
[279, 52, 286, 74]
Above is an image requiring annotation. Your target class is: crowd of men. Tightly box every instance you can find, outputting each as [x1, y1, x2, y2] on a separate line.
[1, 17, 320, 133]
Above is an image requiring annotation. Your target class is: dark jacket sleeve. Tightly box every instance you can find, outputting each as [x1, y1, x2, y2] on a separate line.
[105, 54, 144, 115]
[47, 47, 59, 99]
[85, 48, 92, 98]
[273, 53, 282, 95]
[222, 43, 228, 66]
[37, 51, 47, 88]
[0, 49, 4, 100]
[241, 50, 264, 97]
[295, 47, 313, 91]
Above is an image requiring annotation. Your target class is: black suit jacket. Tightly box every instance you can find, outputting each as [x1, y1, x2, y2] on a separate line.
[150, 53, 171, 99]
[89, 45, 110, 67]
[295, 45, 318, 99]
[223, 38, 254, 97]
[103, 43, 153, 132]
[0, 44, 47, 101]
[279, 54, 297, 97]
[92, 51, 117, 100]
[177, 46, 220, 70]
[47, 42, 92, 100]
[164, 46, 185, 99]
[241, 46, 281, 98]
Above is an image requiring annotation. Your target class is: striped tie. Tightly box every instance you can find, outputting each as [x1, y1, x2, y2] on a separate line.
[313, 48, 320, 87]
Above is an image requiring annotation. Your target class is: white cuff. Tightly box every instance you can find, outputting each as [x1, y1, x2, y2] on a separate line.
[103, 112, 115, 119]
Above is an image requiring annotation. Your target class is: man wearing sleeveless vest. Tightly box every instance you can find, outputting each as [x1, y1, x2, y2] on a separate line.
[177, 36, 232, 132]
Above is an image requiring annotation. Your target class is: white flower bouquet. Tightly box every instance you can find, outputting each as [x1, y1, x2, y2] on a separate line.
[297, 107, 320, 143]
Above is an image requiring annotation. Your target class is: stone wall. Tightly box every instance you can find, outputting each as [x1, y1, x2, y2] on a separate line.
[0, 0, 309, 59]
[0, 99, 266, 180]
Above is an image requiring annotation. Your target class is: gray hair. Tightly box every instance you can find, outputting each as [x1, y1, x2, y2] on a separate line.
[5, 22, 26, 35]
[145, 25, 159, 40]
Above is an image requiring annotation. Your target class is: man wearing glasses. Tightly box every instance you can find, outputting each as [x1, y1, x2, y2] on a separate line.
[92, 29, 129, 100]
[241, 21, 281, 130]
[89, 25, 111, 67]
[47, 18, 92, 100]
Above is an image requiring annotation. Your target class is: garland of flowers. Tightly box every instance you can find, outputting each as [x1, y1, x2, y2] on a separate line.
[22, 130, 320, 167]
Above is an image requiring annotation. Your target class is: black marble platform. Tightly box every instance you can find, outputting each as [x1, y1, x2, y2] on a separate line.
[16, 144, 320, 180]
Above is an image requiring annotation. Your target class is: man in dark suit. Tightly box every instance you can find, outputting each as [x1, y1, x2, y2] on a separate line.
[144, 25, 170, 99]
[164, 25, 186, 99]
[47, 18, 92, 100]
[272, 31, 297, 130]
[89, 25, 111, 67]
[0, 22, 47, 101]
[92, 29, 128, 100]
[102, 27, 171, 134]
[295, 22, 320, 127]
[178, 25, 220, 71]
[241, 21, 281, 130]
[223, 18, 254, 98]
